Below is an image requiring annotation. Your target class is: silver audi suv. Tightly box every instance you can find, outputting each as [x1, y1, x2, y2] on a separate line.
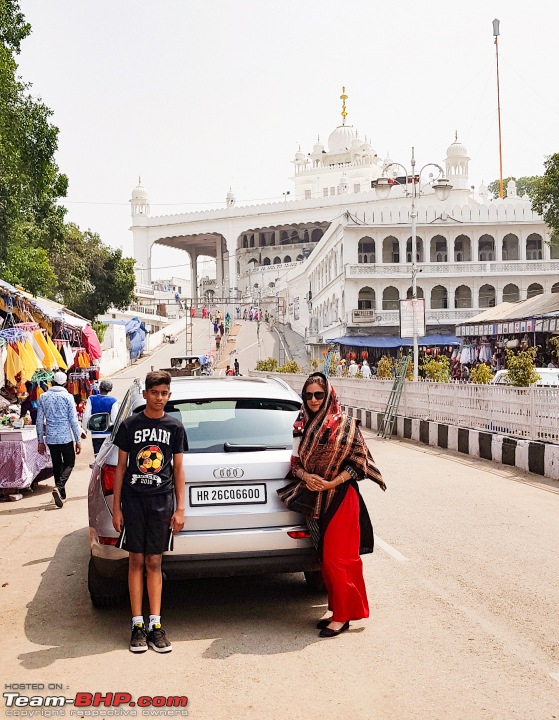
[87, 375, 322, 607]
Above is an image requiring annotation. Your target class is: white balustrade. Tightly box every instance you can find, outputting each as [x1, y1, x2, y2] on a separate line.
[250, 372, 559, 444]
[346, 260, 559, 277]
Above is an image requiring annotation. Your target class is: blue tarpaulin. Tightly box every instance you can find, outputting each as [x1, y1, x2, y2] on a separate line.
[328, 335, 460, 348]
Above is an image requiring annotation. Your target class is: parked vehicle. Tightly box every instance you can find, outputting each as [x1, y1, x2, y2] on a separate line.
[87, 376, 321, 608]
[490, 368, 559, 386]
[163, 334, 177, 344]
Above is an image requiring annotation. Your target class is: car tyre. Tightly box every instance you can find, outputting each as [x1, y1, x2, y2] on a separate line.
[88, 557, 126, 609]
[304, 570, 325, 593]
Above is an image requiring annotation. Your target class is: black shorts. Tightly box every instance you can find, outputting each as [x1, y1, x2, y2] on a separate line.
[117, 491, 174, 555]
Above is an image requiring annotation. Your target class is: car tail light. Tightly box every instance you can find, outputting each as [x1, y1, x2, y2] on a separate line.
[287, 530, 311, 539]
[99, 536, 118, 546]
[101, 464, 116, 496]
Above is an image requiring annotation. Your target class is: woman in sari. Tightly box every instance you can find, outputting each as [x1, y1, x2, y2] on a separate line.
[278, 372, 386, 637]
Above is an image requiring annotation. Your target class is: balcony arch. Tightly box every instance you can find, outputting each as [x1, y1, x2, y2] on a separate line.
[273, 256, 281, 264]
[405, 286, 424, 299]
[526, 233, 543, 260]
[431, 285, 448, 309]
[358, 236, 376, 264]
[527, 282, 544, 299]
[479, 284, 496, 308]
[358, 286, 375, 310]
[311, 228, 323, 242]
[454, 235, 471, 262]
[430, 235, 448, 262]
[455, 285, 472, 308]
[406, 236, 424, 262]
[478, 234, 495, 261]
[502, 283, 520, 302]
[552, 282, 559, 293]
[263, 257, 271, 266]
[382, 286, 399, 310]
[283, 255, 291, 263]
[502, 234, 519, 261]
[382, 235, 399, 263]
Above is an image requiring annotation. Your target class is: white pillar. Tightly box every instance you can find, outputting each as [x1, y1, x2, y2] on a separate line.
[132, 226, 153, 283]
[190, 250, 198, 302]
[226, 235, 237, 300]
[216, 237, 224, 292]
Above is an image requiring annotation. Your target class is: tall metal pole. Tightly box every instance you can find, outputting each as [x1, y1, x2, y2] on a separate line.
[410, 147, 419, 382]
[493, 19, 504, 199]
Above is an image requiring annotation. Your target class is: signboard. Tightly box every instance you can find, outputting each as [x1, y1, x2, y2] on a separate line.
[399, 298, 426, 338]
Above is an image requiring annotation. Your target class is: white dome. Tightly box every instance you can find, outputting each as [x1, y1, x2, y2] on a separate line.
[446, 135, 468, 158]
[351, 133, 362, 149]
[131, 181, 149, 201]
[312, 141, 324, 155]
[295, 149, 305, 162]
[328, 124, 356, 154]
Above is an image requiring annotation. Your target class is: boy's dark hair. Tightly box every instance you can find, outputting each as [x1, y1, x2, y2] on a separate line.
[145, 370, 172, 390]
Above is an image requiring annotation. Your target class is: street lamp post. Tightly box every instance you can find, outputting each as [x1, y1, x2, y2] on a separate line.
[375, 148, 452, 381]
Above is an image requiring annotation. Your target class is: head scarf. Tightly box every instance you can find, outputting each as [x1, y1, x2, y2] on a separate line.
[281, 373, 385, 519]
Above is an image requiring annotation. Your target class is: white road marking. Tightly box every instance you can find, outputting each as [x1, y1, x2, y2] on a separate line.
[375, 536, 409, 562]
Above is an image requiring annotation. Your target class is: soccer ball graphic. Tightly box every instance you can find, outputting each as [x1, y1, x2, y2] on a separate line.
[137, 445, 164, 474]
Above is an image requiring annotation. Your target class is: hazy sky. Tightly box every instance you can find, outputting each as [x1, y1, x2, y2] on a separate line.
[17, 0, 559, 280]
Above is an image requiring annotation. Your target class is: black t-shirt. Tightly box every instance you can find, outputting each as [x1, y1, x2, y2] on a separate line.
[114, 411, 188, 494]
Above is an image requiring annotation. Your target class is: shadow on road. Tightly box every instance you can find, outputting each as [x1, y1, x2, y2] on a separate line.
[20, 527, 328, 668]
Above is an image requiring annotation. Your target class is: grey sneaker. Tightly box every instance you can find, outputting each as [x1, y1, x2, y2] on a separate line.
[147, 625, 172, 653]
[52, 488, 63, 508]
[130, 623, 148, 653]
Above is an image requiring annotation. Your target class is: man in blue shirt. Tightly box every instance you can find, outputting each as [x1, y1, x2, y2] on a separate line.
[36, 372, 82, 508]
[81, 379, 119, 455]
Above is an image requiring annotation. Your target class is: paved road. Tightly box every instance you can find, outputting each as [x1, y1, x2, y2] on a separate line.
[1, 326, 558, 719]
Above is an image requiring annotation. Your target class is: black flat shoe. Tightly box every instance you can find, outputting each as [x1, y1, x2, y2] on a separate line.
[319, 621, 350, 638]
[316, 618, 333, 630]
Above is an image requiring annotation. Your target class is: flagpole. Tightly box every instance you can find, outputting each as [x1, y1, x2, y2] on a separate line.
[493, 18, 504, 199]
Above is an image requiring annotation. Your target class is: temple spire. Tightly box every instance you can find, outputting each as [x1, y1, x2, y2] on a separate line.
[340, 86, 348, 125]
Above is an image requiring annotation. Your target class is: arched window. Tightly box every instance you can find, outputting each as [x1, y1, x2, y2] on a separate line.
[502, 283, 520, 302]
[479, 284, 496, 308]
[455, 285, 472, 308]
[358, 236, 375, 264]
[358, 286, 375, 310]
[454, 235, 471, 262]
[259, 233, 266, 247]
[280, 231, 289, 244]
[406, 237, 424, 263]
[478, 235, 495, 261]
[263, 257, 271, 266]
[405, 286, 424, 299]
[382, 236, 399, 263]
[502, 234, 519, 261]
[311, 228, 323, 242]
[273, 256, 281, 264]
[382, 286, 399, 310]
[430, 235, 447, 262]
[552, 282, 559, 293]
[431, 285, 448, 309]
[242, 235, 248, 249]
[526, 233, 543, 260]
[527, 282, 544, 298]
[283, 255, 291, 264]
[249, 235, 255, 248]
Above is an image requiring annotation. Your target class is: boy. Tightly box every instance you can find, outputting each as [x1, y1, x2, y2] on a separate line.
[112, 370, 187, 653]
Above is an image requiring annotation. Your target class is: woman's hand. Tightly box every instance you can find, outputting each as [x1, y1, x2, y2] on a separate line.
[304, 473, 326, 491]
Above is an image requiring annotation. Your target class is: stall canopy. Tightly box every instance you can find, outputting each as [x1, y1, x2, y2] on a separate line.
[459, 294, 559, 327]
[329, 335, 460, 348]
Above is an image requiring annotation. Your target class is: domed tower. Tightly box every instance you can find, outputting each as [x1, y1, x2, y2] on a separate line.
[130, 177, 150, 217]
[445, 133, 470, 190]
[226, 188, 236, 207]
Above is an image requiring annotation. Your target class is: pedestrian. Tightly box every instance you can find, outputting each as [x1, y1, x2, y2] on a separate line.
[219, 322, 224, 336]
[277, 372, 385, 637]
[225, 365, 235, 376]
[215, 335, 221, 352]
[213, 319, 219, 335]
[348, 359, 358, 377]
[335, 361, 344, 377]
[234, 358, 240, 376]
[20, 381, 38, 424]
[112, 370, 188, 654]
[82, 379, 119, 456]
[36, 371, 82, 508]
[361, 360, 372, 379]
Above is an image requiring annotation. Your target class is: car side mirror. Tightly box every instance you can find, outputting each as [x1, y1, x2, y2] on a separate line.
[88, 412, 111, 432]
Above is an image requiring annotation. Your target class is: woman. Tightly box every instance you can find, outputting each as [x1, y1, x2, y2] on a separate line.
[278, 372, 385, 638]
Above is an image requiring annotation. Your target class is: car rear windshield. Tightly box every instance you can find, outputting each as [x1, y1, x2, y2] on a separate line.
[134, 398, 301, 453]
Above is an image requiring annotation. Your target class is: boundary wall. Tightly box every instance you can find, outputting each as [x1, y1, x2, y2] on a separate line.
[249, 372, 559, 481]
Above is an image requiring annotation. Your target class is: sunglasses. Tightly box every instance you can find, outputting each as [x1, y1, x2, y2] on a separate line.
[304, 391, 326, 401]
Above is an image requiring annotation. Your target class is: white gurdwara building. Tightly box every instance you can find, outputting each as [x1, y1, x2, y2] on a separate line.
[131, 89, 556, 351]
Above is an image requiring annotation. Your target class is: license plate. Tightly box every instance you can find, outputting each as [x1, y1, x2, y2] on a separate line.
[189, 483, 267, 506]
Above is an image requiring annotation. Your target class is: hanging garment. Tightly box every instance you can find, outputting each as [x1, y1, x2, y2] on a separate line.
[34, 331, 55, 369]
[5, 344, 22, 385]
[46, 335, 67, 370]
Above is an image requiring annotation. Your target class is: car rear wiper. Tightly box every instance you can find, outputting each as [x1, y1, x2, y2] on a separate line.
[224, 442, 287, 452]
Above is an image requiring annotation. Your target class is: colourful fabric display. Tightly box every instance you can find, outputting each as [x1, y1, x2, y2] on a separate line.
[6, 345, 22, 385]
[46, 335, 67, 370]
[33, 331, 55, 369]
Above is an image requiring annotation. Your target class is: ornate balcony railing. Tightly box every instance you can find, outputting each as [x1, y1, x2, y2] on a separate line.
[347, 308, 478, 326]
[346, 260, 559, 277]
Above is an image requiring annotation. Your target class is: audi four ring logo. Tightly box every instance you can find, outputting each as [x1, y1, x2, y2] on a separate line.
[213, 467, 245, 479]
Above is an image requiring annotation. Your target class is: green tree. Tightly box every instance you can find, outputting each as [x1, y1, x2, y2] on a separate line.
[530, 154, 559, 234]
[487, 176, 541, 200]
[505, 348, 540, 387]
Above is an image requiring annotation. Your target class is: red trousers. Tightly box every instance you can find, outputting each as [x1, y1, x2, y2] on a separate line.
[321, 485, 369, 623]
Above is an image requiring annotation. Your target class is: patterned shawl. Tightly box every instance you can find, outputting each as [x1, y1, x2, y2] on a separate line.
[278, 372, 385, 519]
